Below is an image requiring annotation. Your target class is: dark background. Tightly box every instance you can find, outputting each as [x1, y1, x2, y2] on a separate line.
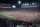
[0, 0, 39, 4]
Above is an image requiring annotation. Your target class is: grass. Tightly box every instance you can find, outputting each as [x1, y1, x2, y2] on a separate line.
[0, 13, 15, 19]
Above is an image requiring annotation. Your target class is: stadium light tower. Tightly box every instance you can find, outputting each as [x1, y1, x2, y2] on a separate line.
[12, 5, 16, 8]
[18, 0, 21, 4]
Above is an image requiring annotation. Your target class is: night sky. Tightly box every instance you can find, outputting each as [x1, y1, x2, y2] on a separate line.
[0, 0, 38, 4]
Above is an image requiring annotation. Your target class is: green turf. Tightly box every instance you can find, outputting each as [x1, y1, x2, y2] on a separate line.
[0, 13, 15, 18]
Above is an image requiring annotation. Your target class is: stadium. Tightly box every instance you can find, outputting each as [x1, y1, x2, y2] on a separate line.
[0, 0, 40, 27]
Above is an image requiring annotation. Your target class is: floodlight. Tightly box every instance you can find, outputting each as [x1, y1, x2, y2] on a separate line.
[12, 5, 16, 8]
[26, 3, 29, 5]
[18, 1, 21, 4]
[25, 3, 26, 5]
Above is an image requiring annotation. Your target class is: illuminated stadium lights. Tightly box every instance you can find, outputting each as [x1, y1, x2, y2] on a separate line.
[25, 3, 26, 5]
[23, 3, 29, 5]
[32, 3, 34, 5]
[18, 1, 21, 4]
[12, 5, 16, 8]
[26, 3, 29, 5]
